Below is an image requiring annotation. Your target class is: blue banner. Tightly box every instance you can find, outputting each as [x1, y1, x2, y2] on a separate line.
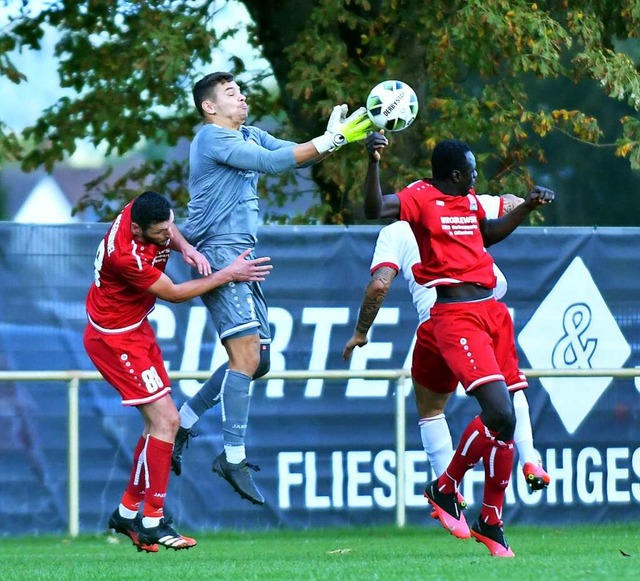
[0, 224, 639, 535]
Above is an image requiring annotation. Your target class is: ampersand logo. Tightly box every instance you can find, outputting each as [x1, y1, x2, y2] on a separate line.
[518, 257, 630, 435]
[551, 303, 597, 369]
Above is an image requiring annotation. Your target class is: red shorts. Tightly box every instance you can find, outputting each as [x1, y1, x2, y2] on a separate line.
[83, 320, 171, 406]
[412, 318, 459, 394]
[428, 298, 527, 394]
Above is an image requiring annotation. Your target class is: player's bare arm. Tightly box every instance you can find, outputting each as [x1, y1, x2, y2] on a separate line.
[168, 224, 212, 276]
[356, 266, 397, 333]
[362, 132, 399, 219]
[343, 266, 398, 361]
[148, 249, 272, 303]
[500, 193, 525, 214]
[481, 186, 555, 246]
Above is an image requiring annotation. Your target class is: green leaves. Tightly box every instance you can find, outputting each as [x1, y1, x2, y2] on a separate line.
[3, 0, 640, 223]
[0, 122, 22, 166]
[617, 116, 640, 169]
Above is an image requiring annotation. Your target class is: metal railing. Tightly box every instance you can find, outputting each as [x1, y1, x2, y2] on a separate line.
[1, 367, 639, 537]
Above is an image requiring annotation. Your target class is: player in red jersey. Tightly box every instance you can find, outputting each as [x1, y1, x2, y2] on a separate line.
[362, 133, 554, 557]
[342, 205, 550, 494]
[84, 191, 272, 552]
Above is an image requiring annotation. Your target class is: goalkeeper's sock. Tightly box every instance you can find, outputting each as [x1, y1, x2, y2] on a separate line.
[178, 402, 200, 430]
[180, 363, 227, 427]
[224, 444, 246, 464]
[220, 370, 251, 447]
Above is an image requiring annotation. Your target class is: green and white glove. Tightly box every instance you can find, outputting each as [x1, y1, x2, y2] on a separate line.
[326, 104, 348, 134]
[312, 106, 375, 154]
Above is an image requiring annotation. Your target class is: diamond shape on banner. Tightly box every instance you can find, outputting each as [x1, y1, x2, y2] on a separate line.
[518, 257, 630, 435]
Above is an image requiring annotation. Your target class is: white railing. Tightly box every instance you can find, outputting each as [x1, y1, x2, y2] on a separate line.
[2, 367, 640, 537]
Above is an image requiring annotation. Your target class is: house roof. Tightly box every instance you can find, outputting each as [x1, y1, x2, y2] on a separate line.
[1, 153, 148, 222]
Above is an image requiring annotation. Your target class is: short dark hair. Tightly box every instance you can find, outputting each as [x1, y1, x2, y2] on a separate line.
[193, 72, 235, 117]
[131, 191, 171, 230]
[431, 139, 472, 180]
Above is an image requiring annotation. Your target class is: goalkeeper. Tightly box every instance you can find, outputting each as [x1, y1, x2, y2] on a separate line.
[174, 71, 372, 506]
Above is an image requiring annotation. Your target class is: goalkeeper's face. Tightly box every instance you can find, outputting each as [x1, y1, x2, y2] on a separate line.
[206, 81, 248, 129]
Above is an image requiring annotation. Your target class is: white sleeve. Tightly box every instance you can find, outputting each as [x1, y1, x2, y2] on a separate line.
[370, 223, 403, 272]
[493, 264, 508, 299]
[371, 222, 435, 323]
[478, 195, 509, 298]
[477, 194, 504, 219]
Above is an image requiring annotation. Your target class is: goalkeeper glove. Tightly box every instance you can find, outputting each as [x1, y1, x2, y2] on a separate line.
[326, 104, 348, 134]
[312, 106, 375, 154]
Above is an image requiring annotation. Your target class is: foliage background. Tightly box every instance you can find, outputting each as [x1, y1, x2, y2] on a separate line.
[2, 0, 640, 225]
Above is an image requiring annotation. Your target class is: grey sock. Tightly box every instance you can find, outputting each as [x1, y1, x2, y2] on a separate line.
[220, 370, 251, 447]
[187, 363, 227, 417]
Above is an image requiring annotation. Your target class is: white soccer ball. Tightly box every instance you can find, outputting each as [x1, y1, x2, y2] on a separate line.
[365, 80, 419, 132]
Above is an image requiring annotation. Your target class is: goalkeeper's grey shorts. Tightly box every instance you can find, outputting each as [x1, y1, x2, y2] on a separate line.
[196, 244, 271, 343]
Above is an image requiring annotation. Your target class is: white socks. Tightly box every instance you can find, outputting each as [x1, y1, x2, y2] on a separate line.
[418, 413, 454, 477]
[418, 393, 540, 478]
[513, 390, 540, 467]
[224, 444, 246, 464]
[141, 516, 161, 528]
[118, 504, 137, 519]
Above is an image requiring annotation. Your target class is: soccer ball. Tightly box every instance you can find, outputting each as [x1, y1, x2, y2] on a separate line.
[365, 80, 419, 132]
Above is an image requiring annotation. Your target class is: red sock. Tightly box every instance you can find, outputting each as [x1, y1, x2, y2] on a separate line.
[437, 415, 490, 493]
[121, 436, 146, 511]
[141, 436, 173, 519]
[481, 439, 515, 525]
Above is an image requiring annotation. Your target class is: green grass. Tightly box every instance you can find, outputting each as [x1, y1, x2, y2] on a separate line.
[2, 524, 638, 581]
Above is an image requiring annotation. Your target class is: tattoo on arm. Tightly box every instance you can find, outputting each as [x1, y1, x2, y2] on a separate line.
[355, 294, 383, 334]
[501, 194, 524, 214]
[355, 267, 397, 334]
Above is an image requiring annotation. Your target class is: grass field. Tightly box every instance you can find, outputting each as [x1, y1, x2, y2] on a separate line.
[2, 523, 637, 581]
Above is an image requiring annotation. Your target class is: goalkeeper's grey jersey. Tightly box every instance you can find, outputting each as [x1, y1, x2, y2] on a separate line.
[184, 123, 297, 247]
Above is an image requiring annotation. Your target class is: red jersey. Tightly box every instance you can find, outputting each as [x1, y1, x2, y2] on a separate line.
[86, 202, 170, 333]
[398, 180, 497, 289]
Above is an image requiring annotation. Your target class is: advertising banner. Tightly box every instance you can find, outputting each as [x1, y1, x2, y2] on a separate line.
[0, 223, 639, 535]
